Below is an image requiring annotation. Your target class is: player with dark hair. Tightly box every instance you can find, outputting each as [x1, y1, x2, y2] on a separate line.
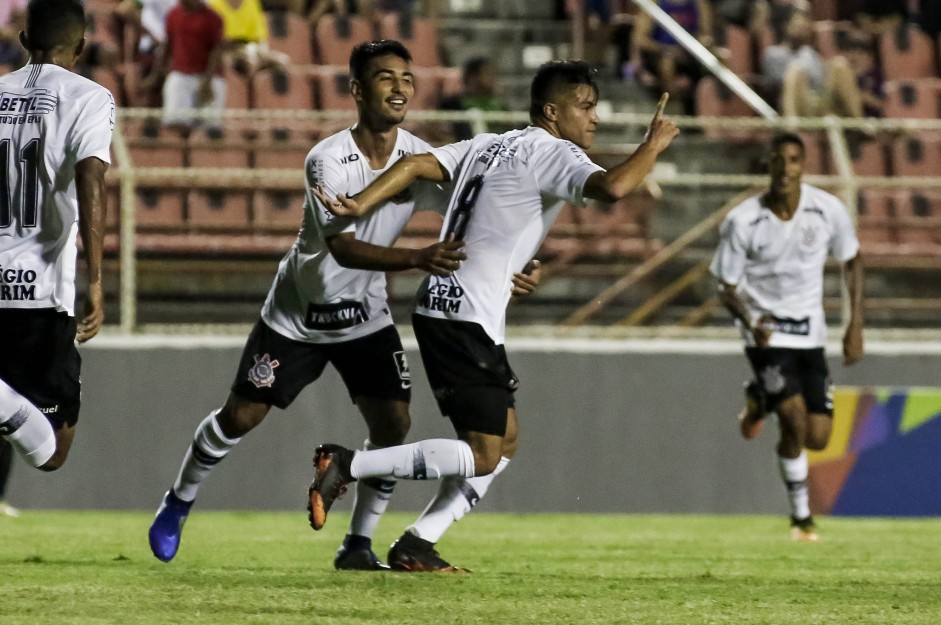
[711, 131, 864, 542]
[147, 39, 539, 569]
[309, 60, 678, 570]
[0, 0, 113, 471]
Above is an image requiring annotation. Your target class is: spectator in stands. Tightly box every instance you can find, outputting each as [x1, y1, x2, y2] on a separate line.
[854, 0, 908, 38]
[154, 0, 226, 135]
[438, 57, 505, 140]
[760, 8, 873, 118]
[116, 0, 176, 106]
[630, 0, 715, 115]
[302, 0, 378, 29]
[207, 0, 289, 75]
[0, 0, 28, 69]
[843, 33, 883, 118]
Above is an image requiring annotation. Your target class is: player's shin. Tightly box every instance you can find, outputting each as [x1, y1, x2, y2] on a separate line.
[348, 439, 397, 539]
[0, 378, 56, 468]
[172, 409, 241, 501]
[350, 439, 476, 480]
[778, 450, 810, 519]
[407, 456, 510, 543]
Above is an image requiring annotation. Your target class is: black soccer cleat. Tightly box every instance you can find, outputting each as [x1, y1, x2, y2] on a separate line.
[308, 444, 356, 531]
[387, 532, 469, 573]
[790, 515, 820, 542]
[334, 545, 391, 571]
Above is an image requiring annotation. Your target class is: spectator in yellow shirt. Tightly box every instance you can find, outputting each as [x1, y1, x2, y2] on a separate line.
[208, 0, 289, 75]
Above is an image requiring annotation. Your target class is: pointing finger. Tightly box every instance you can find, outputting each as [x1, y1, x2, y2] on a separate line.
[653, 92, 669, 120]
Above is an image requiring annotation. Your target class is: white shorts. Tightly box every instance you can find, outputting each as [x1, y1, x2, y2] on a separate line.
[162, 71, 227, 128]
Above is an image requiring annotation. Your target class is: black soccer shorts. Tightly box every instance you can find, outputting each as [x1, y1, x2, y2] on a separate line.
[745, 346, 833, 416]
[231, 320, 411, 409]
[0, 308, 81, 428]
[411, 314, 517, 437]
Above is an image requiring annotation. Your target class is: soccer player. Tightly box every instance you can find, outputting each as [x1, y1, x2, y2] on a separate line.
[147, 40, 538, 569]
[308, 61, 679, 569]
[0, 0, 113, 472]
[710, 132, 864, 542]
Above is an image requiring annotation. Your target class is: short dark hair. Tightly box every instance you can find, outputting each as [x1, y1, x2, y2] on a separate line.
[462, 56, 492, 84]
[25, 0, 85, 52]
[770, 131, 805, 155]
[349, 40, 412, 82]
[529, 60, 599, 122]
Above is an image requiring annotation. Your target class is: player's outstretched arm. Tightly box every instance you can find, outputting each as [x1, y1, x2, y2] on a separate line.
[842, 254, 864, 365]
[327, 233, 466, 276]
[76, 156, 109, 343]
[583, 93, 679, 203]
[316, 153, 450, 218]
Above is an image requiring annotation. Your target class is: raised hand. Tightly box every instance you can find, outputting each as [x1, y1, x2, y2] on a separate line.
[644, 92, 680, 154]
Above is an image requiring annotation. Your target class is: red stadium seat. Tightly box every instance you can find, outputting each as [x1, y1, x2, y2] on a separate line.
[187, 190, 252, 230]
[314, 66, 356, 110]
[188, 127, 251, 169]
[883, 79, 941, 119]
[891, 136, 941, 177]
[408, 66, 444, 111]
[829, 138, 889, 177]
[378, 12, 440, 67]
[265, 11, 314, 65]
[223, 62, 251, 109]
[879, 25, 938, 81]
[253, 190, 305, 231]
[124, 123, 187, 168]
[856, 188, 896, 246]
[797, 132, 827, 175]
[893, 190, 941, 246]
[136, 188, 185, 228]
[252, 127, 312, 170]
[695, 78, 757, 142]
[252, 66, 315, 110]
[314, 14, 374, 66]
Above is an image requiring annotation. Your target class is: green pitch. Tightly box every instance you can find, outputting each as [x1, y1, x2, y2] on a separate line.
[2, 512, 939, 624]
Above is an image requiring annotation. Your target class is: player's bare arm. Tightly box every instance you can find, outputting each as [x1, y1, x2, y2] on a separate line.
[326, 233, 466, 277]
[75, 156, 109, 343]
[317, 153, 450, 218]
[842, 254, 864, 365]
[718, 281, 771, 347]
[511, 259, 541, 296]
[583, 93, 679, 203]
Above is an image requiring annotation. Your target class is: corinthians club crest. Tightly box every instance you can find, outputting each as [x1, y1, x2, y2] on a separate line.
[248, 353, 280, 388]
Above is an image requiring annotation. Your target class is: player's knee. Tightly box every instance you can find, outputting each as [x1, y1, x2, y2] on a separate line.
[218, 397, 268, 438]
[471, 449, 502, 476]
[38, 448, 68, 472]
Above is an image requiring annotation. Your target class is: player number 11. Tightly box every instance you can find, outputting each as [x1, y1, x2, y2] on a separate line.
[0, 137, 40, 229]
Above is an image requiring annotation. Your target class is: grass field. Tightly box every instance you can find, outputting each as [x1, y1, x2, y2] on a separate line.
[2, 511, 940, 624]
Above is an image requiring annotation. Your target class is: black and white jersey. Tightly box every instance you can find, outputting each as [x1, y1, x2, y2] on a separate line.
[261, 127, 446, 343]
[710, 183, 860, 348]
[414, 126, 604, 344]
[0, 64, 114, 315]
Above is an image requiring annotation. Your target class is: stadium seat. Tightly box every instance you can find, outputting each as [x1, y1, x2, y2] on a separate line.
[813, 20, 856, 59]
[891, 136, 941, 177]
[879, 25, 938, 80]
[252, 66, 315, 110]
[408, 66, 444, 110]
[124, 123, 187, 168]
[313, 66, 356, 110]
[223, 63, 251, 110]
[188, 127, 251, 169]
[313, 14, 374, 66]
[856, 188, 896, 246]
[252, 127, 312, 170]
[187, 190, 252, 230]
[252, 190, 306, 231]
[830, 137, 889, 177]
[695, 78, 756, 142]
[265, 11, 314, 65]
[378, 12, 440, 67]
[798, 131, 828, 175]
[136, 188, 185, 228]
[893, 190, 941, 247]
[883, 79, 941, 119]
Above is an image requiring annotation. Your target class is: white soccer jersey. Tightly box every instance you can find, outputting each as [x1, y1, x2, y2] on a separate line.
[710, 183, 860, 349]
[414, 126, 604, 344]
[0, 64, 114, 316]
[261, 127, 446, 343]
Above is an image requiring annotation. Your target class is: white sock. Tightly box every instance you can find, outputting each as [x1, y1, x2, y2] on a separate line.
[778, 451, 810, 519]
[348, 439, 397, 539]
[172, 410, 241, 502]
[0, 377, 55, 468]
[409, 456, 510, 544]
[349, 439, 475, 480]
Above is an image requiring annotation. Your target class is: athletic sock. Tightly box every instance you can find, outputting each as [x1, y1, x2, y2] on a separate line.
[349, 439, 475, 481]
[408, 456, 510, 544]
[778, 451, 810, 519]
[0, 378, 55, 468]
[347, 439, 397, 540]
[172, 410, 241, 502]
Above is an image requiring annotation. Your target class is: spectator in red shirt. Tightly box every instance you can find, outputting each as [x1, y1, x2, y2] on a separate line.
[154, 0, 226, 135]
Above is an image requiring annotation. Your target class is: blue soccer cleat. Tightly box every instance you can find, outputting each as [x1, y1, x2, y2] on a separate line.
[149, 489, 194, 562]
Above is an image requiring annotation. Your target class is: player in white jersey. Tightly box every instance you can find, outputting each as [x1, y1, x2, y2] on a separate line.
[148, 40, 539, 569]
[0, 0, 113, 472]
[307, 61, 678, 570]
[710, 132, 864, 542]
